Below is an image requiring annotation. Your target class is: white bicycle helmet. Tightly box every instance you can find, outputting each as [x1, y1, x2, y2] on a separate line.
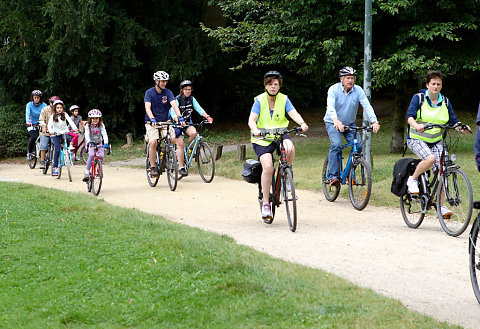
[88, 109, 102, 118]
[339, 66, 356, 77]
[52, 99, 64, 107]
[153, 70, 170, 81]
[69, 105, 79, 113]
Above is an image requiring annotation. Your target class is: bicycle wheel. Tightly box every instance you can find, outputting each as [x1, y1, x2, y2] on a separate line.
[348, 157, 372, 211]
[86, 174, 93, 192]
[322, 157, 340, 202]
[437, 167, 473, 237]
[43, 145, 52, 175]
[400, 193, 425, 228]
[166, 144, 178, 191]
[80, 144, 88, 163]
[27, 147, 37, 169]
[469, 218, 480, 304]
[282, 167, 297, 232]
[145, 142, 159, 187]
[92, 159, 103, 196]
[65, 150, 72, 182]
[196, 141, 215, 183]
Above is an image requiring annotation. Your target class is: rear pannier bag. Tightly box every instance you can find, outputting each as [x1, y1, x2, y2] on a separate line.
[242, 159, 262, 184]
[391, 158, 420, 197]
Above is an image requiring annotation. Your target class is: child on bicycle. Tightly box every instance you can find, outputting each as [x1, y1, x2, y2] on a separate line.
[47, 100, 78, 176]
[82, 109, 109, 182]
[248, 70, 308, 219]
[169, 80, 213, 177]
[405, 70, 470, 217]
[69, 105, 85, 161]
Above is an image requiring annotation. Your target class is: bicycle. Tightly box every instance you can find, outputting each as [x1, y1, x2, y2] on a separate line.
[400, 123, 473, 237]
[27, 124, 40, 169]
[71, 131, 87, 163]
[469, 201, 480, 304]
[322, 125, 373, 211]
[145, 122, 179, 191]
[179, 120, 215, 183]
[255, 127, 306, 232]
[53, 133, 73, 182]
[85, 144, 110, 196]
[42, 137, 54, 175]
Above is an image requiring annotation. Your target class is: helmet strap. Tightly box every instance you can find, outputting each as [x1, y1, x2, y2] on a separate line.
[265, 89, 278, 97]
[155, 80, 164, 91]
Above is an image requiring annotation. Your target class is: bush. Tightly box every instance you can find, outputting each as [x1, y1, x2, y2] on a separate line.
[0, 104, 28, 159]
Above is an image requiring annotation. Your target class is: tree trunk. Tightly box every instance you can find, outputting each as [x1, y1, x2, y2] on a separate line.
[390, 80, 408, 153]
[202, 1, 226, 28]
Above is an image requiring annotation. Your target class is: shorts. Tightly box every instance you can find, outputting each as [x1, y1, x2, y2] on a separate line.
[39, 135, 51, 151]
[407, 138, 442, 167]
[174, 126, 185, 138]
[252, 134, 291, 159]
[145, 123, 175, 143]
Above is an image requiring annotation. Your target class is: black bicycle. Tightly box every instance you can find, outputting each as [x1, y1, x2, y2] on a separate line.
[145, 122, 179, 191]
[400, 123, 473, 237]
[469, 201, 480, 304]
[27, 124, 40, 169]
[255, 127, 306, 232]
[42, 137, 54, 175]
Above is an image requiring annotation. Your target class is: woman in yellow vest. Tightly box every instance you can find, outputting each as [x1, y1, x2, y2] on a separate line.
[248, 71, 309, 219]
[406, 70, 470, 217]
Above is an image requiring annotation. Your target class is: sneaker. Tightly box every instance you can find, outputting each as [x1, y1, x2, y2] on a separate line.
[52, 167, 59, 176]
[261, 202, 272, 218]
[68, 145, 75, 151]
[180, 167, 188, 177]
[329, 177, 340, 187]
[27, 153, 33, 160]
[39, 161, 46, 169]
[407, 176, 419, 194]
[75, 156, 81, 161]
[150, 167, 159, 178]
[82, 173, 90, 182]
[440, 205, 453, 218]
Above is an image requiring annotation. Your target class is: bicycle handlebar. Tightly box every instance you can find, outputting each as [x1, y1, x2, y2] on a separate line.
[343, 125, 373, 132]
[423, 123, 472, 134]
[254, 127, 307, 139]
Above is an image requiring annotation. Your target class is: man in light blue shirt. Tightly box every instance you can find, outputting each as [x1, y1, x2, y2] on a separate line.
[324, 66, 380, 184]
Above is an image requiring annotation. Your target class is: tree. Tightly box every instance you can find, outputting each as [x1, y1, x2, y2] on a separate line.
[203, 0, 480, 152]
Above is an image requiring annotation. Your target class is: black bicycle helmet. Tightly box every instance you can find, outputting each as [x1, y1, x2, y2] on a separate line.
[179, 80, 192, 89]
[264, 70, 282, 80]
[339, 66, 356, 77]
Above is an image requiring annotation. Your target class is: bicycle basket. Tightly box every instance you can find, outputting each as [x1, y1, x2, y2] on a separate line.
[242, 159, 262, 184]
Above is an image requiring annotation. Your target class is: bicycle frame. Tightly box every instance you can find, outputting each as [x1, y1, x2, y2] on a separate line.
[335, 127, 367, 185]
[184, 134, 202, 168]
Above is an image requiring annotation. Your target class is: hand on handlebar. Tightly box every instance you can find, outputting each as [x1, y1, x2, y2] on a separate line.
[372, 122, 380, 133]
[206, 116, 213, 124]
[300, 122, 308, 133]
[415, 123, 425, 132]
[333, 118, 344, 132]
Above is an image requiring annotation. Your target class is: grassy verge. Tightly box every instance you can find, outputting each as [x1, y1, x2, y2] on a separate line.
[0, 182, 460, 328]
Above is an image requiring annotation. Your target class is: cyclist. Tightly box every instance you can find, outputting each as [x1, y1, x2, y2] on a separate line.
[324, 66, 380, 186]
[405, 70, 470, 217]
[68, 105, 84, 160]
[169, 80, 213, 176]
[144, 70, 184, 178]
[25, 90, 47, 161]
[38, 96, 59, 169]
[82, 109, 108, 182]
[248, 70, 308, 219]
[476, 101, 480, 172]
[47, 100, 78, 176]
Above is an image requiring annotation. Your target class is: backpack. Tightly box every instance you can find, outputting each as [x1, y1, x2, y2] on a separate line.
[242, 159, 262, 184]
[391, 158, 420, 197]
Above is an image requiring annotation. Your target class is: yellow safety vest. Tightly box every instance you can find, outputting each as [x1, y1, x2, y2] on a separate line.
[410, 97, 449, 143]
[251, 92, 289, 146]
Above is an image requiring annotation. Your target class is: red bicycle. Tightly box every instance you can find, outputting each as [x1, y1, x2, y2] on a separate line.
[85, 144, 110, 196]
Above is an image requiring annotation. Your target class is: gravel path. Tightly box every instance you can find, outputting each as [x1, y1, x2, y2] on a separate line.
[1, 161, 479, 329]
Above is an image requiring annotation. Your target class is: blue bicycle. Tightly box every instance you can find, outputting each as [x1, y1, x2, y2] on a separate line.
[180, 120, 215, 183]
[54, 133, 74, 182]
[322, 125, 373, 210]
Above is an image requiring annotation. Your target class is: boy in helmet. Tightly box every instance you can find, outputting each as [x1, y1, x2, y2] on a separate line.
[324, 66, 380, 186]
[248, 71, 308, 220]
[144, 70, 184, 178]
[169, 80, 213, 176]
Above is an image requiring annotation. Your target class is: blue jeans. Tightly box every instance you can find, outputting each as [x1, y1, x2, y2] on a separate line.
[51, 135, 70, 168]
[326, 123, 362, 179]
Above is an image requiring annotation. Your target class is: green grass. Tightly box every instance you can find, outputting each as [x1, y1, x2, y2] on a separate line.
[216, 111, 480, 208]
[0, 183, 460, 328]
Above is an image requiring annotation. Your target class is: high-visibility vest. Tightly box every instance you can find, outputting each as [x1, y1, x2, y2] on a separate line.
[251, 92, 289, 146]
[410, 96, 449, 143]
